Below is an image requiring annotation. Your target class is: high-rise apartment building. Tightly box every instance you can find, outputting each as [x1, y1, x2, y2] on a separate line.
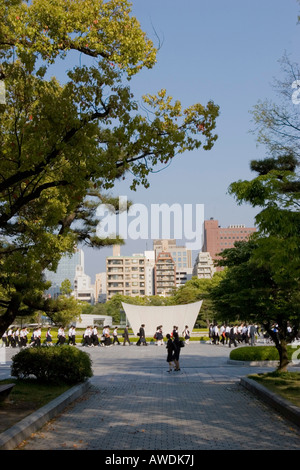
[193, 252, 216, 279]
[153, 239, 193, 288]
[202, 218, 256, 266]
[153, 239, 192, 270]
[106, 250, 148, 300]
[95, 272, 107, 303]
[154, 251, 176, 296]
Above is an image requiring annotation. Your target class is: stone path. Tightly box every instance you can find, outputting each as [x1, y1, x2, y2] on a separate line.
[4, 342, 300, 450]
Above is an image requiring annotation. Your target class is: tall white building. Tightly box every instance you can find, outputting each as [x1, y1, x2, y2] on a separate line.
[95, 272, 107, 303]
[73, 265, 95, 304]
[144, 251, 155, 296]
[193, 252, 216, 279]
[106, 246, 156, 299]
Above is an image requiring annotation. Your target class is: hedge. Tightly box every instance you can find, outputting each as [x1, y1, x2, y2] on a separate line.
[229, 345, 295, 362]
[11, 346, 93, 384]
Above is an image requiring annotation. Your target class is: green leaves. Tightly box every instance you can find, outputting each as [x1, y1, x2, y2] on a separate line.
[0, 0, 219, 334]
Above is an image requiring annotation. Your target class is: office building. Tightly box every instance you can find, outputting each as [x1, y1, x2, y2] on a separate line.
[202, 218, 256, 266]
[44, 248, 84, 298]
[73, 265, 95, 304]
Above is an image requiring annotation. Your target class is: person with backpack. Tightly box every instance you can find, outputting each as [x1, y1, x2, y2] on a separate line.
[166, 333, 176, 372]
[137, 324, 147, 346]
[182, 325, 190, 344]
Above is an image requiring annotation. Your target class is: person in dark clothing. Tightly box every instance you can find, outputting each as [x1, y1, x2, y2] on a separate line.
[137, 324, 147, 346]
[228, 326, 237, 348]
[172, 326, 181, 371]
[166, 334, 176, 372]
[123, 325, 131, 346]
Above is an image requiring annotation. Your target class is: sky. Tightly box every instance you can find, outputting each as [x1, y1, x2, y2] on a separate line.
[81, 0, 300, 281]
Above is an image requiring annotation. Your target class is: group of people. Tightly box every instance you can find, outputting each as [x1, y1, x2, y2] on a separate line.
[0, 325, 124, 349]
[209, 323, 260, 348]
[82, 325, 126, 347]
[1, 326, 41, 348]
[166, 326, 184, 372]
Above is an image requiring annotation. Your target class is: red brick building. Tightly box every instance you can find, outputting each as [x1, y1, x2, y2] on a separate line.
[202, 218, 256, 268]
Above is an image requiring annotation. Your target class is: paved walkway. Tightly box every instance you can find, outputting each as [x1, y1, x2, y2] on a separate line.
[5, 343, 300, 450]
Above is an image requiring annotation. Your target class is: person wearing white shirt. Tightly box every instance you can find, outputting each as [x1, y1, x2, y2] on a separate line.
[7, 328, 12, 347]
[56, 326, 66, 345]
[91, 326, 99, 346]
[228, 325, 237, 348]
[212, 324, 219, 344]
[68, 326, 76, 345]
[83, 326, 92, 347]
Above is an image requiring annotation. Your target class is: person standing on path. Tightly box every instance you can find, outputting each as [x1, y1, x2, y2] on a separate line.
[172, 326, 181, 371]
[166, 333, 176, 372]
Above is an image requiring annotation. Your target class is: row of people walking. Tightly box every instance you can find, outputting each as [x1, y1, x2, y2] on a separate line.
[1, 327, 38, 348]
[209, 323, 259, 347]
[1, 324, 191, 349]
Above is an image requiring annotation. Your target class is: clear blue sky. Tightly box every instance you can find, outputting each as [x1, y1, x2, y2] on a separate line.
[82, 0, 300, 280]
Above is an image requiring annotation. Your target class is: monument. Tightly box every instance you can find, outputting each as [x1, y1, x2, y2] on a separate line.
[121, 301, 202, 337]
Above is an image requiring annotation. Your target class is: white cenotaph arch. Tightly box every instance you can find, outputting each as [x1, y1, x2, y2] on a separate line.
[121, 301, 203, 337]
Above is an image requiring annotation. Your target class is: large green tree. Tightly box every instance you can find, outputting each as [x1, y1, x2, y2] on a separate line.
[0, 0, 219, 334]
[210, 239, 299, 371]
[172, 274, 225, 326]
[217, 55, 300, 371]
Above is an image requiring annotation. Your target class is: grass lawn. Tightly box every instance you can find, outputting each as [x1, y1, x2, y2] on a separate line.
[0, 378, 71, 433]
[248, 371, 300, 408]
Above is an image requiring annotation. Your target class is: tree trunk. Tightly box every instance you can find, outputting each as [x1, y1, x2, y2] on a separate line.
[267, 326, 290, 372]
[0, 294, 21, 337]
[276, 338, 289, 372]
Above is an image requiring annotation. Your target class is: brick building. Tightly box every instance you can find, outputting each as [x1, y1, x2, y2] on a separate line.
[202, 218, 256, 267]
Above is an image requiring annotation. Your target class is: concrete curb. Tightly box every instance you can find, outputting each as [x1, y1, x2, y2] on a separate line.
[0, 379, 91, 450]
[240, 377, 300, 428]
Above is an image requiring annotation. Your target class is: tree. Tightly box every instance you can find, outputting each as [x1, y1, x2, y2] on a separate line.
[0, 0, 219, 334]
[60, 279, 72, 297]
[172, 274, 224, 325]
[46, 295, 82, 327]
[250, 54, 300, 160]
[220, 56, 300, 371]
[210, 239, 300, 371]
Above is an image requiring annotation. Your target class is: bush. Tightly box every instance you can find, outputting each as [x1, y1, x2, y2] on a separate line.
[11, 346, 93, 384]
[229, 345, 294, 362]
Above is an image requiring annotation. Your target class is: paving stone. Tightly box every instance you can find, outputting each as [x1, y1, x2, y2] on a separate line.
[6, 343, 300, 450]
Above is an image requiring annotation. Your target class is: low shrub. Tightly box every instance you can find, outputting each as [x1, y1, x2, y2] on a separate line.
[11, 346, 93, 384]
[229, 345, 294, 362]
